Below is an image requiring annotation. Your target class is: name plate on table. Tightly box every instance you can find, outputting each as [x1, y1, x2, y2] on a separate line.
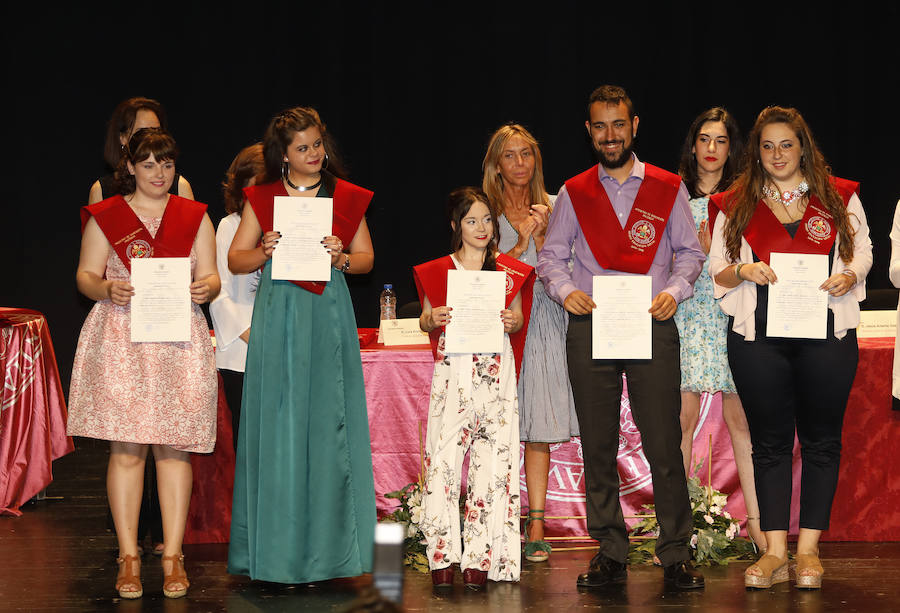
[130, 257, 191, 343]
[592, 275, 652, 359]
[380, 318, 430, 346]
[858, 310, 897, 338]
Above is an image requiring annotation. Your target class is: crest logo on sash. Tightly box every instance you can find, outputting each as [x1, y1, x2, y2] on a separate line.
[629, 220, 656, 247]
[806, 216, 831, 240]
[126, 239, 153, 259]
[505, 274, 514, 295]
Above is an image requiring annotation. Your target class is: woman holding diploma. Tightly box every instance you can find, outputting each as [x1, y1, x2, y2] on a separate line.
[414, 187, 535, 589]
[673, 108, 765, 551]
[709, 106, 871, 589]
[482, 124, 576, 563]
[68, 128, 219, 599]
[226, 107, 376, 584]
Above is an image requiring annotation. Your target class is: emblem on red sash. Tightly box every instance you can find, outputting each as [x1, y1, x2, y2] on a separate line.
[629, 218, 657, 248]
[806, 215, 831, 240]
[127, 239, 153, 259]
[565, 163, 681, 274]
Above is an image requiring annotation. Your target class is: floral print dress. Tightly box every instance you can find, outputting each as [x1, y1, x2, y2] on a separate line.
[419, 329, 521, 581]
[673, 196, 737, 393]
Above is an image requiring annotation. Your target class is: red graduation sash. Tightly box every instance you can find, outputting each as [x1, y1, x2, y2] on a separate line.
[244, 179, 374, 294]
[412, 253, 535, 380]
[565, 163, 681, 274]
[711, 177, 858, 264]
[80, 195, 207, 272]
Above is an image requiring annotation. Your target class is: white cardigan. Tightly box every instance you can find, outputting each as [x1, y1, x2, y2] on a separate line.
[709, 193, 872, 341]
[888, 201, 900, 399]
[209, 213, 259, 372]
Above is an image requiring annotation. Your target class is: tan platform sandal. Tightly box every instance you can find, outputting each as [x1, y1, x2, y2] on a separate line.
[744, 554, 789, 589]
[162, 553, 190, 598]
[115, 554, 143, 599]
[794, 553, 823, 589]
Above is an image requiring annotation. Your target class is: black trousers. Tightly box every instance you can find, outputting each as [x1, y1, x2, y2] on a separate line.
[727, 326, 858, 531]
[567, 315, 692, 566]
[219, 368, 245, 452]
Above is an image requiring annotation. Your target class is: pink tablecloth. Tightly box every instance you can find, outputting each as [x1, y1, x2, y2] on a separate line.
[0, 307, 74, 516]
[362, 338, 900, 542]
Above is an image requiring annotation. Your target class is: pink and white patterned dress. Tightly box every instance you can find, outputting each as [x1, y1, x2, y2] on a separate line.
[67, 214, 217, 453]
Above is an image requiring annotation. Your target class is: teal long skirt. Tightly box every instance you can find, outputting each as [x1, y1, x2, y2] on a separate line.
[227, 263, 375, 583]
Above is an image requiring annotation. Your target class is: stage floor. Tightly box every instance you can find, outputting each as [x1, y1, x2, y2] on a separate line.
[1, 441, 898, 612]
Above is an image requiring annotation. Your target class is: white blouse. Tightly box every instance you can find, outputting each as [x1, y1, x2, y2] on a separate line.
[708, 192, 872, 341]
[209, 212, 259, 372]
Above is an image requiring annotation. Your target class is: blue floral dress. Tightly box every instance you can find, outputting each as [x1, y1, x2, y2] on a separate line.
[673, 196, 736, 393]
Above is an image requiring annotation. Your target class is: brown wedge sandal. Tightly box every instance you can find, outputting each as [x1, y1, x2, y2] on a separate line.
[744, 554, 789, 589]
[115, 554, 143, 599]
[794, 553, 823, 589]
[162, 553, 190, 598]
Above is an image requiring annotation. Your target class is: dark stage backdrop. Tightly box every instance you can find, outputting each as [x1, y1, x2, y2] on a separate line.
[4, 3, 899, 391]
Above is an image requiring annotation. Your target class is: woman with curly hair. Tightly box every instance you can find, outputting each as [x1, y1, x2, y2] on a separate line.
[709, 106, 871, 589]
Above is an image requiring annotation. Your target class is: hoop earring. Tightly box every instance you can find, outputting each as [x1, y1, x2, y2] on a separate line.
[322, 153, 329, 170]
[281, 161, 289, 180]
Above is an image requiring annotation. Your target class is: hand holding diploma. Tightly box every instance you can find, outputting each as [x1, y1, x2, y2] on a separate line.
[648, 292, 676, 321]
[107, 280, 135, 306]
[260, 231, 281, 259]
[820, 270, 856, 297]
[563, 289, 597, 315]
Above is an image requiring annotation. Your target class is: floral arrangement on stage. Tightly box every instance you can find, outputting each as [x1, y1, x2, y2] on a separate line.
[628, 457, 757, 565]
[382, 481, 430, 573]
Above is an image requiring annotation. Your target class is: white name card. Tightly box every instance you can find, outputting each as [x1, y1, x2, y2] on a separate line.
[380, 318, 430, 346]
[857, 310, 897, 338]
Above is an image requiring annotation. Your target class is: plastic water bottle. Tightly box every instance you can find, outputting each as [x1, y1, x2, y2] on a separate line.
[380, 284, 397, 321]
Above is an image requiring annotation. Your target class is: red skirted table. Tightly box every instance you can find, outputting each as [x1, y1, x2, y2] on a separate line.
[0, 307, 74, 516]
[362, 336, 900, 542]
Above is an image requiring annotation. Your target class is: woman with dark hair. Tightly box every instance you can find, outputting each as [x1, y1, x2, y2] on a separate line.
[709, 106, 871, 589]
[482, 124, 576, 563]
[414, 187, 534, 589]
[88, 97, 194, 204]
[68, 128, 220, 599]
[227, 107, 376, 583]
[673, 108, 764, 551]
[209, 143, 265, 449]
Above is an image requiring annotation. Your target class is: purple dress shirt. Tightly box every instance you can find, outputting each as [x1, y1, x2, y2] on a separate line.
[537, 155, 705, 306]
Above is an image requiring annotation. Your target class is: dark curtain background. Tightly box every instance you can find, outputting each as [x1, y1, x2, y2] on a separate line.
[3, 3, 898, 391]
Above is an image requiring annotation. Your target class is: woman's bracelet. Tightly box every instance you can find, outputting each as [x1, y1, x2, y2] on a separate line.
[735, 263, 745, 281]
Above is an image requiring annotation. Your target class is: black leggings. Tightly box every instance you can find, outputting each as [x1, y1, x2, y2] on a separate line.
[727, 326, 858, 531]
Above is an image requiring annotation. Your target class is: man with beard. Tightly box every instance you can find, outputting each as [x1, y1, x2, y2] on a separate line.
[537, 85, 706, 590]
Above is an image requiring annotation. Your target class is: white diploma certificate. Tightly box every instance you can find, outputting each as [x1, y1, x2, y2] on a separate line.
[591, 275, 652, 359]
[444, 269, 505, 354]
[130, 257, 191, 343]
[271, 196, 333, 281]
[766, 252, 828, 339]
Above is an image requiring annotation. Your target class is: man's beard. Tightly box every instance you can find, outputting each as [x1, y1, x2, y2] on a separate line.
[596, 140, 633, 169]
